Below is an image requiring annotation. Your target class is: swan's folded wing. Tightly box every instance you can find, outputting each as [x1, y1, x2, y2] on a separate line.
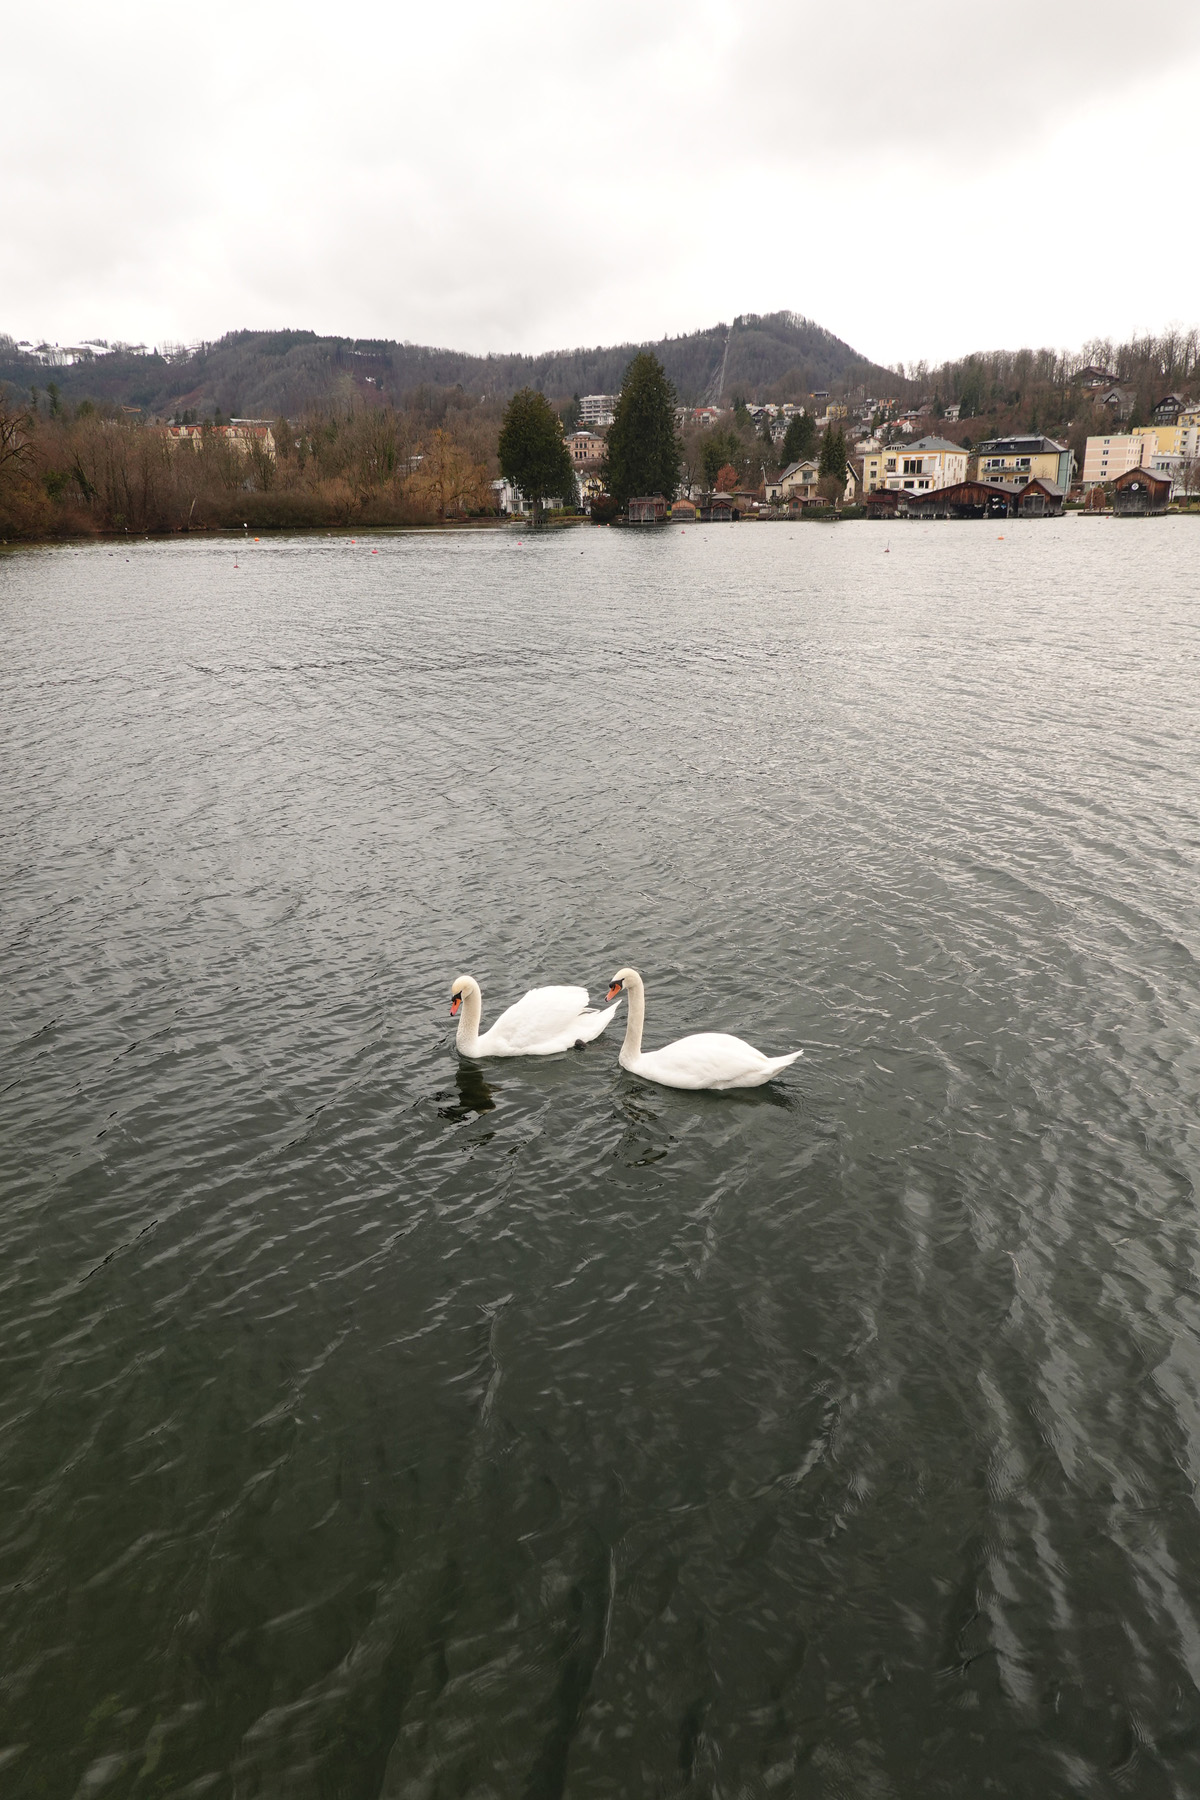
[489, 984, 593, 1052]
[641, 1031, 778, 1089]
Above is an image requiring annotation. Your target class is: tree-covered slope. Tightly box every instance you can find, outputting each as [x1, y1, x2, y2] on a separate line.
[0, 312, 899, 418]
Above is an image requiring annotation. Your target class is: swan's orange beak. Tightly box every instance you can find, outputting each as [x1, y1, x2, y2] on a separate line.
[606, 983, 623, 1002]
[450, 995, 462, 1017]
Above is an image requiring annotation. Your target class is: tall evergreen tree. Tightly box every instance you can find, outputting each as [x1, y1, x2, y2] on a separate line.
[818, 423, 847, 483]
[782, 411, 817, 464]
[497, 388, 575, 517]
[602, 352, 681, 510]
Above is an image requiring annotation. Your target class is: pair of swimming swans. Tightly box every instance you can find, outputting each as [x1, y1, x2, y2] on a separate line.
[449, 968, 802, 1091]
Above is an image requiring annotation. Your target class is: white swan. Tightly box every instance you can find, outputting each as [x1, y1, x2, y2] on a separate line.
[450, 974, 618, 1058]
[606, 967, 802, 1091]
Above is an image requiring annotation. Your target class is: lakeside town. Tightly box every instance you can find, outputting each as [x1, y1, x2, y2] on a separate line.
[3, 320, 1200, 537]
[531, 381, 1199, 523]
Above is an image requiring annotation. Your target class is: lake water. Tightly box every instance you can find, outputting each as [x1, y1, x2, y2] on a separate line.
[3, 518, 1200, 1798]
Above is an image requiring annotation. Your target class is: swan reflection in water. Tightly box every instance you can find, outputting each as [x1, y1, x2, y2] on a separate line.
[437, 1061, 497, 1122]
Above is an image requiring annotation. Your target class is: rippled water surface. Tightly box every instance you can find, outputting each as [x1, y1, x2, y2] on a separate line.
[4, 520, 1200, 1798]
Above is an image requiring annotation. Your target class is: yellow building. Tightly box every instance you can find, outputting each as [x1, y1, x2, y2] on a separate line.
[973, 435, 1073, 490]
[1133, 421, 1200, 459]
[862, 436, 968, 494]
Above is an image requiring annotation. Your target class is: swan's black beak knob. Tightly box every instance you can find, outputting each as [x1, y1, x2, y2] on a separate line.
[606, 983, 623, 1002]
[450, 996, 462, 1017]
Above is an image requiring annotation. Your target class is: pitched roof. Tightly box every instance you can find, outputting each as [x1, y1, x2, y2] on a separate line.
[1113, 465, 1170, 489]
[908, 436, 965, 453]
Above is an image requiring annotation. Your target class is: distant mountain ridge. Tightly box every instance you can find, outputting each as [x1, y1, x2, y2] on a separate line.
[0, 312, 900, 418]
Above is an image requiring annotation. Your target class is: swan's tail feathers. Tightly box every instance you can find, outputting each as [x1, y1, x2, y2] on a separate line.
[577, 1002, 620, 1043]
[763, 1049, 804, 1078]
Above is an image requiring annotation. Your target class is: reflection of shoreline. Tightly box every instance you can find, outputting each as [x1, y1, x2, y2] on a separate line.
[437, 1061, 497, 1122]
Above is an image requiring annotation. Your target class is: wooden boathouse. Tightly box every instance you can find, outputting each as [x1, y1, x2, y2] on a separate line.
[1112, 468, 1171, 515]
[627, 495, 668, 524]
[906, 478, 1065, 520]
[696, 493, 737, 522]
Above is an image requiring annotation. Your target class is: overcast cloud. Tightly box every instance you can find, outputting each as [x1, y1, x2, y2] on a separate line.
[6, 0, 1200, 367]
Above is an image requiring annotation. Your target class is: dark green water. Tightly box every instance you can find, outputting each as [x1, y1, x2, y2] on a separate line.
[3, 520, 1200, 1798]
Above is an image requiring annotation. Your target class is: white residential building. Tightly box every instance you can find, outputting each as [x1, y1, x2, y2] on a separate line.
[580, 394, 616, 427]
[861, 436, 968, 494]
[491, 477, 524, 515]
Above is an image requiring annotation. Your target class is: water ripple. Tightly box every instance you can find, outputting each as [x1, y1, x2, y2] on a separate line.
[2, 522, 1200, 1795]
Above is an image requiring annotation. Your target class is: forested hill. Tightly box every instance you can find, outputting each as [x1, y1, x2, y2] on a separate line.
[0, 313, 899, 418]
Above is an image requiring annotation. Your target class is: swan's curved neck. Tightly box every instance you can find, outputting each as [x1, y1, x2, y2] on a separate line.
[620, 976, 645, 1063]
[456, 984, 483, 1053]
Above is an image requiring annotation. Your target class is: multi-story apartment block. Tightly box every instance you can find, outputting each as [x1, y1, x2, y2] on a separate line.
[1132, 418, 1200, 462]
[579, 394, 616, 427]
[861, 436, 968, 494]
[1081, 434, 1151, 485]
[973, 435, 1074, 490]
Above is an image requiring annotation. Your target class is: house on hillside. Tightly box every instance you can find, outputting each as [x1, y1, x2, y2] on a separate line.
[565, 430, 606, 467]
[1100, 386, 1134, 421]
[1152, 393, 1186, 425]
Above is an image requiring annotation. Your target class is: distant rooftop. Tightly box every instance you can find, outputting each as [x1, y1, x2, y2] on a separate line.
[975, 435, 1068, 454]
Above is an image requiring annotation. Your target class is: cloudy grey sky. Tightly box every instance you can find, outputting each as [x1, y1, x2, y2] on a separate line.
[7, 1, 1200, 366]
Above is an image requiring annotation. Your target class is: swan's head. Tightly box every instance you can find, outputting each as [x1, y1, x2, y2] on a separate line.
[606, 967, 640, 1002]
[449, 974, 477, 1018]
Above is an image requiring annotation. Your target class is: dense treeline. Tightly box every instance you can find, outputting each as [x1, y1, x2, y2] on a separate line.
[0, 390, 503, 539]
[5, 317, 1196, 460]
[0, 312, 898, 421]
[907, 327, 1200, 465]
